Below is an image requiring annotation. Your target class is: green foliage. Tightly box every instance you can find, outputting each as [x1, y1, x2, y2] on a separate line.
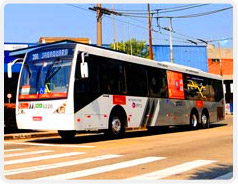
[109, 39, 149, 58]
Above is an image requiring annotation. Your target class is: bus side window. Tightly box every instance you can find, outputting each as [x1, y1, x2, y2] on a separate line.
[183, 74, 209, 101]
[100, 59, 126, 95]
[210, 79, 223, 102]
[147, 67, 168, 98]
[125, 63, 148, 97]
[75, 55, 99, 93]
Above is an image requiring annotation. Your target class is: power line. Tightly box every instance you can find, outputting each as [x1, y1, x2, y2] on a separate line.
[121, 7, 232, 18]
[110, 4, 202, 12]
[67, 4, 231, 46]
[115, 4, 210, 14]
[158, 4, 210, 13]
[67, 4, 94, 14]
[206, 37, 233, 43]
[115, 11, 201, 43]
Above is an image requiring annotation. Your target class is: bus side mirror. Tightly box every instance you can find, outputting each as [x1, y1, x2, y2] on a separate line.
[80, 62, 89, 78]
[8, 63, 13, 78]
[80, 52, 89, 78]
[7, 58, 23, 78]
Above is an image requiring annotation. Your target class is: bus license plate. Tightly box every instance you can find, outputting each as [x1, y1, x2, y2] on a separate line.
[33, 116, 42, 121]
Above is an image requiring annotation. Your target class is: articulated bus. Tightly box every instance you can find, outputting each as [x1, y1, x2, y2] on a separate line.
[8, 40, 225, 140]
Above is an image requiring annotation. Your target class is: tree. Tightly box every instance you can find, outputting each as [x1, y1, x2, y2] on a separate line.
[109, 39, 149, 58]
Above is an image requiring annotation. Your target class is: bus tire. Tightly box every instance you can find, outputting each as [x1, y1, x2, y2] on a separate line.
[190, 111, 199, 129]
[106, 114, 125, 139]
[58, 130, 76, 141]
[201, 111, 210, 129]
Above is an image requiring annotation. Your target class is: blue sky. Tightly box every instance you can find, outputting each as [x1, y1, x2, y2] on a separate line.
[4, 3, 233, 48]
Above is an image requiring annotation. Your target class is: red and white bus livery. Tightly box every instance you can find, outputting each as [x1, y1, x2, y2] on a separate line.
[8, 40, 225, 140]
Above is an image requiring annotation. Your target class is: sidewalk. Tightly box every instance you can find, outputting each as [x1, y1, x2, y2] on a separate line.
[4, 130, 59, 140]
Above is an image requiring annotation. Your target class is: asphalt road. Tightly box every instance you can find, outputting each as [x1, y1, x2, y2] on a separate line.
[4, 115, 233, 181]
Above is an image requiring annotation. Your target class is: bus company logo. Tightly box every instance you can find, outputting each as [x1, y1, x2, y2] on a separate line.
[28, 103, 35, 109]
[132, 102, 135, 108]
[131, 102, 142, 109]
[29, 103, 41, 109]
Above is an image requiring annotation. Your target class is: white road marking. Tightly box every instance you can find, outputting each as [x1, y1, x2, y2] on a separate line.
[4, 141, 95, 148]
[35, 156, 165, 180]
[4, 150, 53, 158]
[4, 152, 84, 166]
[214, 172, 233, 180]
[5, 154, 123, 176]
[126, 160, 216, 180]
[4, 149, 25, 152]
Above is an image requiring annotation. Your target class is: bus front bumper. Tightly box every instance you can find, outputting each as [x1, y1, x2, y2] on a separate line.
[16, 113, 75, 131]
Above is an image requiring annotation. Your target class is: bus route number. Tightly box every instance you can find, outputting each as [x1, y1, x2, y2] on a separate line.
[32, 53, 39, 61]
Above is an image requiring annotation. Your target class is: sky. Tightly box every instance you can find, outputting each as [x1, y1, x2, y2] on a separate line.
[4, 3, 233, 48]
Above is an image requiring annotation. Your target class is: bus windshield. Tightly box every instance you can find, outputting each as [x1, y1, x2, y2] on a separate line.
[18, 48, 74, 100]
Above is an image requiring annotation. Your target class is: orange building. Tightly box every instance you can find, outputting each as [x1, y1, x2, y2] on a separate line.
[207, 45, 233, 113]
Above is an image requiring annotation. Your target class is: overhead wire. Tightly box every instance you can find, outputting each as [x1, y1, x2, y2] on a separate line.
[67, 4, 232, 45]
[110, 4, 202, 13]
[67, 4, 192, 44]
[115, 4, 210, 14]
[121, 7, 232, 18]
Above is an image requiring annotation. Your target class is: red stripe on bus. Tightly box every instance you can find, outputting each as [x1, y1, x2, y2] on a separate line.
[113, 95, 126, 105]
[20, 103, 29, 109]
[19, 94, 38, 99]
[39, 92, 67, 99]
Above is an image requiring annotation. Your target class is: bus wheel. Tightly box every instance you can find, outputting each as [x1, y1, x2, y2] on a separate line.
[58, 130, 76, 141]
[190, 112, 198, 129]
[201, 112, 210, 129]
[106, 115, 125, 139]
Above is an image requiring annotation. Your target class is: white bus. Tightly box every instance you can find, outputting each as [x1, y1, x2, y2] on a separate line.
[8, 40, 225, 140]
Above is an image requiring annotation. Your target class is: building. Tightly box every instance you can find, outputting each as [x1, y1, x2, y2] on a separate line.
[39, 37, 91, 44]
[207, 44, 233, 114]
[103, 44, 208, 72]
[152, 45, 208, 72]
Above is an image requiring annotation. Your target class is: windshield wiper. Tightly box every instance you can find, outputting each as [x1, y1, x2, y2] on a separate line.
[45, 58, 62, 83]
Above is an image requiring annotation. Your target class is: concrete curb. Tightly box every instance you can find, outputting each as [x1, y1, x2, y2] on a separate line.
[4, 131, 59, 140]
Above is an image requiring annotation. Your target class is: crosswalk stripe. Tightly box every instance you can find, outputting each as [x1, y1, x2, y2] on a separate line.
[4, 141, 95, 148]
[5, 150, 53, 158]
[4, 152, 84, 166]
[4, 149, 25, 153]
[35, 156, 165, 180]
[126, 160, 216, 180]
[5, 154, 123, 176]
[214, 172, 233, 180]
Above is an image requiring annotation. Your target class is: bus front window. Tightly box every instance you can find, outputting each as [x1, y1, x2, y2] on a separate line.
[19, 58, 72, 100]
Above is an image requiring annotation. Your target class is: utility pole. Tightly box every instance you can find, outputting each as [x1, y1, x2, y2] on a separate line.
[148, 4, 153, 60]
[96, 4, 102, 47]
[89, 4, 122, 47]
[169, 18, 174, 63]
[112, 4, 116, 49]
[128, 22, 133, 55]
[218, 41, 223, 76]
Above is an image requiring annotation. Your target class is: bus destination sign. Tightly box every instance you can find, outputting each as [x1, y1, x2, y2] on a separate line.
[30, 48, 73, 61]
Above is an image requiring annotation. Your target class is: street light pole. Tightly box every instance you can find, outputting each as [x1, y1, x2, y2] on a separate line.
[148, 4, 153, 60]
[169, 18, 174, 63]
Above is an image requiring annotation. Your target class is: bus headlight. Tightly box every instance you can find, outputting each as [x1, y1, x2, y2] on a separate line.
[54, 105, 66, 114]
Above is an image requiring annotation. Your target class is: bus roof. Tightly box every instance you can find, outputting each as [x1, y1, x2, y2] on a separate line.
[9, 40, 222, 80]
